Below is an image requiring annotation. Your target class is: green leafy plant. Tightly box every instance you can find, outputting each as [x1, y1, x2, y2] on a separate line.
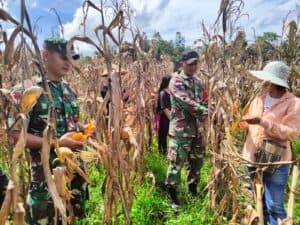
[292, 139, 300, 157]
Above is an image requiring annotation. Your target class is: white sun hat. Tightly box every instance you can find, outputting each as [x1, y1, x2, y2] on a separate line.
[247, 61, 291, 88]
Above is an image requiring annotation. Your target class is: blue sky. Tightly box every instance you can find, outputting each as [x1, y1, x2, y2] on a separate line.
[2, 0, 300, 55]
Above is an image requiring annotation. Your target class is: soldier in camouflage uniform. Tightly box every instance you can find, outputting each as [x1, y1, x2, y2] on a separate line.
[165, 50, 207, 209]
[23, 38, 87, 224]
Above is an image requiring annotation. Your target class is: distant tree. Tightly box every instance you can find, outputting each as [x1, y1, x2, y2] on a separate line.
[280, 37, 300, 63]
[153, 31, 162, 41]
[151, 32, 186, 71]
[257, 32, 280, 43]
[256, 32, 280, 60]
[139, 32, 151, 53]
[172, 32, 185, 71]
[174, 32, 185, 49]
[152, 32, 174, 61]
[246, 32, 280, 62]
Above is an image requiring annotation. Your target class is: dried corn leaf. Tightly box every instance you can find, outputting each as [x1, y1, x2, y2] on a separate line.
[53, 167, 72, 199]
[278, 218, 293, 225]
[284, 165, 300, 225]
[14, 202, 25, 225]
[4, 25, 22, 69]
[145, 172, 155, 195]
[41, 126, 67, 224]
[55, 147, 76, 164]
[11, 114, 27, 163]
[286, 20, 298, 54]
[255, 182, 264, 225]
[66, 159, 89, 183]
[241, 205, 259, 225]
[0, 181, 14, 225]
[55, 147, 89, 183]
[107, 10, 123, 31]
[79, 150, 99, 163]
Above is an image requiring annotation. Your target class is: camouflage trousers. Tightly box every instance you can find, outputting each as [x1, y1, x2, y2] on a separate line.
[0, 166, 8, 208]
[26, 156, 88, 225]
[165, 136, 204, 189]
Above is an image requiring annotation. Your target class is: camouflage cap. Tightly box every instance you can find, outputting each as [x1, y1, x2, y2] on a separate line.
[44, 37, 80, 60]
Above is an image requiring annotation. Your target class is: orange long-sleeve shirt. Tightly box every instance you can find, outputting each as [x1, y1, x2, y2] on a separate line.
[242, 92, 300, 162]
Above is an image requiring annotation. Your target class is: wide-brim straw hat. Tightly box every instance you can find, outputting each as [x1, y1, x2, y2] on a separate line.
[247, 61, 290, 88]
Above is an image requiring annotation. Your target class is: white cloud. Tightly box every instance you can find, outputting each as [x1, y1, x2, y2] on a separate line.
[0, 0, 8, 10]
[128, 0, 300, 43]
[28, 0, 38, 8]
[130, 0, 163, 14]
[63, 3, 134, 55]
[61, 0, 300, 55]
[63, 6, 102, 55]
[128, 0, 233, 42]
[240, 0, 299, 40]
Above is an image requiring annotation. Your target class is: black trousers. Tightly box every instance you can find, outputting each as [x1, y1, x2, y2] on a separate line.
[158, 115, 169, 154]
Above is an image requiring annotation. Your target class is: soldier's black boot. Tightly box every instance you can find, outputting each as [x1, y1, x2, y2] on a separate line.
[166, 186, 179, 210]
[188, 183, 197, 197]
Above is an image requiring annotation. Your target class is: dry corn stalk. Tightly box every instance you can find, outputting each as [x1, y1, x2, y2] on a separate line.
[0, 181, 13, 225]
[55, 147, 89, 183]
[14, 202, 25, 225]
[286, 165, 300, 221]
[53, 167, 72, 200]
[241, 205, 259, 225]
[53, 167, 73, 224]
[255, 182, 264, 225]
[0, 114, 27, 225]
[41, 126, 67, 224]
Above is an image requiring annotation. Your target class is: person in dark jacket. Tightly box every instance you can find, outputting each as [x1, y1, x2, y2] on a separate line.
[156, 74, 172, 154]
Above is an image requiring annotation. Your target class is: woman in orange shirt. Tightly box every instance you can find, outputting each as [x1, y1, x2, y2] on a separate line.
[241, 61, 300, 225]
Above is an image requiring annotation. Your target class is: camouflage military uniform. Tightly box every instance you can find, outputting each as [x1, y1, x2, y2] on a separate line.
[26, 80, 88, 225]
[165, 71, 207, 189]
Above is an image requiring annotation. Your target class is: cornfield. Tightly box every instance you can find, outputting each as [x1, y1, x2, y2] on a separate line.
[0, 0, 299, 225]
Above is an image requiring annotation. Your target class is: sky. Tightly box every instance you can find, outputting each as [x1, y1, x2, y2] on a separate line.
[1, 0, 300, 55]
